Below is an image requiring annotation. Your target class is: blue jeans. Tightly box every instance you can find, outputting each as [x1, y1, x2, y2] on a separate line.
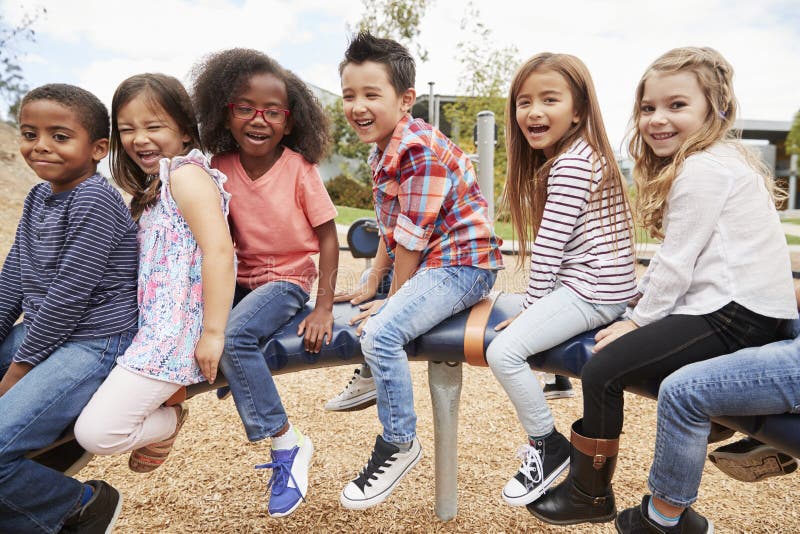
[486, 285, 625, 437]
[649, 319, 800, 507]
[0, 324, 133, 534]
[360, 266, 497, 443]
[220, 281, 309, 442]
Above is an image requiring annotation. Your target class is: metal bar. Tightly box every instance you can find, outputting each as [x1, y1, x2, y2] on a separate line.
[428, 360, 463, 521]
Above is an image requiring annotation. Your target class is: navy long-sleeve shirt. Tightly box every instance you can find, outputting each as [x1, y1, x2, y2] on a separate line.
[0, 174, 139, 366]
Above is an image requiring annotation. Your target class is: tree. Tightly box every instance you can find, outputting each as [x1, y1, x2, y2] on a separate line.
[442, 2, 519, 205]
[788, 109, 800, 157]
[0, 6, 46, 122]
[351, 0, 432, 61]
[326, 0, 433, 193]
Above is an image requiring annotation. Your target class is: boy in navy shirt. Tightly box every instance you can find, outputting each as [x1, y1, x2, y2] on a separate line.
[0, 84, 138, 533]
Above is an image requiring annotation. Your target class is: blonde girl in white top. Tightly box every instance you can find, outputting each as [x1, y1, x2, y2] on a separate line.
[530, 47, 797, 527]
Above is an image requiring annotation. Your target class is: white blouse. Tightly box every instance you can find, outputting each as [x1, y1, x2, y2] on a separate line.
[632, 142, 797, 326]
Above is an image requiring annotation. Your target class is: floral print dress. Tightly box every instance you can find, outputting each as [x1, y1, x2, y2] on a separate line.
[117, 149, 231, 385]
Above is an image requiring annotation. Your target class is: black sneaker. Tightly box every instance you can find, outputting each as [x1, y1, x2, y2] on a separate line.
[615, 495, 713, 533]
[339, 435, 422, 510]
[62, 480, 123, 534]
[502, 430, 570, 505]
[708, 437, 798, 482]
[542, 375, 575, 399]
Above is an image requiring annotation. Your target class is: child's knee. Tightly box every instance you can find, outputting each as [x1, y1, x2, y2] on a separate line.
[360, 322, 400, 360]
[74, 415, 110, 455]
[485, 342, 508, 372]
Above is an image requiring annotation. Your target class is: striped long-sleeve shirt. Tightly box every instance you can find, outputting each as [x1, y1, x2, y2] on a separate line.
[0, 175, 139, 366]
[525, 139, 636, 307]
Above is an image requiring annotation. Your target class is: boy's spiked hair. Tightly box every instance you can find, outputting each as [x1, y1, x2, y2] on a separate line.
[339, 31, 416, 95]
[20, 83, 110, 141]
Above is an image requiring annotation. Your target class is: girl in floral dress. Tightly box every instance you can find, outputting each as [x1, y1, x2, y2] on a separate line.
[74, 73, 235, 474]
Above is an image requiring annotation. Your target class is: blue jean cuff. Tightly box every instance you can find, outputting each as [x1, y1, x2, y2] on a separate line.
[648, 480, 697, 509]
[247, 416, 290, 444]
[383, 432, 416, 445]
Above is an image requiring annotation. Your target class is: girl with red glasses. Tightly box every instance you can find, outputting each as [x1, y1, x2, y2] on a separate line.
[192, 48, 339, 518]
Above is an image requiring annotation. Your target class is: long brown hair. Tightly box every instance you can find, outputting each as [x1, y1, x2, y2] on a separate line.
[629, 47, 775, 239]
[110, 73, 202, 220]
[503, 53, 632, 263]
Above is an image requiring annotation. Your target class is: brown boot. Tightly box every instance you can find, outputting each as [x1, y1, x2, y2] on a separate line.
[528, 419, 619, 525]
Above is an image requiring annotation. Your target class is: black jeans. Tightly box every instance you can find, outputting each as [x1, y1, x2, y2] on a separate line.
[580, 302, 786, 439]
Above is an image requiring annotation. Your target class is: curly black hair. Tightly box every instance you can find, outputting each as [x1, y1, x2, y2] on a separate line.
[20, 83, 110, 141]
[191, 48, 330, 164]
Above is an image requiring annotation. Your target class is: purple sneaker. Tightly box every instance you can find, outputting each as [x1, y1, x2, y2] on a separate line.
[256, 434, 313, 518]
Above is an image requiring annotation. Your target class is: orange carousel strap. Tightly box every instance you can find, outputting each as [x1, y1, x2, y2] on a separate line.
[463, 291, 501, 366]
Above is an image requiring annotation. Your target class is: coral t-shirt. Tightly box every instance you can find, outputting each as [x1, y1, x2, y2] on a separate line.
[212, 148, 337, 293]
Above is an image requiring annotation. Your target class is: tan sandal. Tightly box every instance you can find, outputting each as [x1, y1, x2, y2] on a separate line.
[128, 403, 189, 473]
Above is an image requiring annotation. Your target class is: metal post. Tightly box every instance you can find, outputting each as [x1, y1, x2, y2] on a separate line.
[428, 82, 435, 124]
[428, 360, 462, 521]
[790, 154, 798, 211]
[476, 111, 496, 221]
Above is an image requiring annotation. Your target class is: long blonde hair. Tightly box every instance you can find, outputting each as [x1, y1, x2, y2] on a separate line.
[503, 53, 632, 263]
[629, 47, 776, 239]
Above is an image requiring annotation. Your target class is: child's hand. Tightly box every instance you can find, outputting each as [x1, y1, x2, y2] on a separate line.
[298, 307, 334, 353]
[195, 331, 225, 384]
[494, 312, 522, 331]
[351, 298, 385, 335]
[334, 282, 377, 305]
[593, 320, 638, 353]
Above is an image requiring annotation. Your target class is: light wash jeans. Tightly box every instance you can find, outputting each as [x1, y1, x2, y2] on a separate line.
[361, 266, 497, 444]
[0, 323, 134, 534]
[649, 319, 800, 507]
[220, 281, 309, 442]
[486, 285, 625, 437]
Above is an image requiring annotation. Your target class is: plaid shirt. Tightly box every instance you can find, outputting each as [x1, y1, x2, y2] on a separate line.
[368, 115, 503, 270]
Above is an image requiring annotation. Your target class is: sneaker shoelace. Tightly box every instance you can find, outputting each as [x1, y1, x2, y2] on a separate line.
[354, 447, 394, 490]
[517, 444, 544, 488]
[336, 370, 363, 396]
[256, 451, 305, 501]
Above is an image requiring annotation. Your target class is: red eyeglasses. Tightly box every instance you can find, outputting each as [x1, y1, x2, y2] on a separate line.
[227, 103, 290, 125]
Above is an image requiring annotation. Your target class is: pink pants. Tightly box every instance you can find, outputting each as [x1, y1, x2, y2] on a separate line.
[74, 366, 181, 455]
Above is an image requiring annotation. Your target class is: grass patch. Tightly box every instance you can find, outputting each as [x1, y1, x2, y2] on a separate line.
[336, 206, 800, 246]
[782, 218, 800, 225]
[335, 205, 374, 226]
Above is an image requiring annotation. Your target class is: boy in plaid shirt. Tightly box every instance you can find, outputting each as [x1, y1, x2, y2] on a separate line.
[336, 31, 503, 510]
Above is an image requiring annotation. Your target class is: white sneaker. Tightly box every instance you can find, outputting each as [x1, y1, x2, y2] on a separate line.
[324, 367, 377, 411]
[340, 435, 422, 510]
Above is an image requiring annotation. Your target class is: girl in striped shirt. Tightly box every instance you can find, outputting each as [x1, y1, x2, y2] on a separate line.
[485, 53, 636, 507]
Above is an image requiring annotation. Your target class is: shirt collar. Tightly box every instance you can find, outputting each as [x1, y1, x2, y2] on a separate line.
[368, 114, 413, 176]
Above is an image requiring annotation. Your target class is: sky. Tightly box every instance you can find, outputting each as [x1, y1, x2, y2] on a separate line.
[2, 0, 800, 153]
